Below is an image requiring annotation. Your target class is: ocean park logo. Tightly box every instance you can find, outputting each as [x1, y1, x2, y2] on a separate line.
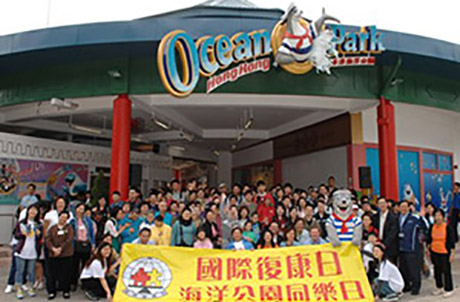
[157, 3, 385, 97]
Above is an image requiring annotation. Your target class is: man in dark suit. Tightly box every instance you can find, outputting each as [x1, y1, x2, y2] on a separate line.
[373, 197, 400, 264]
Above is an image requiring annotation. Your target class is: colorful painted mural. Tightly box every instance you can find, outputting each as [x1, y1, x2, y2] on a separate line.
[365, 147, 453, 210]
[0, 158, 89, 205]
[422, 151, 453, 212]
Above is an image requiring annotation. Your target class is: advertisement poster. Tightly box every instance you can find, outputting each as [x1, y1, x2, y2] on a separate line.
[0, 157, 88, 205]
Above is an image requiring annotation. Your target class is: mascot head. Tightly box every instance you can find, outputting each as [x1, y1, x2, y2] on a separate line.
[331, 189, 353, 220]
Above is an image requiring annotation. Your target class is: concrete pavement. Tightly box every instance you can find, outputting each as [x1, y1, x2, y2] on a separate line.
[0, 245, 459, 302]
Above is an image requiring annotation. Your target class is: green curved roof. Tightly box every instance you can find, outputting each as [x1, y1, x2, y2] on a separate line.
[0, 5, 458, 111]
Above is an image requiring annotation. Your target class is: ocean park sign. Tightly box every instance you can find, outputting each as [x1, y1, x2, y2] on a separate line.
[157, 4, 385, 97]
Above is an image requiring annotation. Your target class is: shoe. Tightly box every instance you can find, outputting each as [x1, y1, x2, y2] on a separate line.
[382, 293, 399, 301]
[63, 292, 71, 299]
[37, 282, 45, 290]
[402, 287, 412, 293]
[432, 288, 444, 296]
[410, 290, 420, 296]
[21, 284, 29, 291]
[28, 288, 36, 297]
[5, 285, 14, 294]
[443, 291, 454, 298]
[47, 293, 56, 300]
[16, 288, 24, 300]
[85, 290, 100, 301]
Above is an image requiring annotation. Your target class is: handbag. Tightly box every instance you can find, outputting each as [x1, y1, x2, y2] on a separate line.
[75, 241, 91, 254]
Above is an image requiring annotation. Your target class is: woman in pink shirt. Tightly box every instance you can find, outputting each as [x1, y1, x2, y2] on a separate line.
[193, 228, 213, 249]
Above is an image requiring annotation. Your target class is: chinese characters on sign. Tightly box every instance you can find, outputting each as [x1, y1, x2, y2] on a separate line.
[114, 244, 373, 302]
[189, 252, 365, 302]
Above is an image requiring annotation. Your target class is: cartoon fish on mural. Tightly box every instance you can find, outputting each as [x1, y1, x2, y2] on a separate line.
[273, 4, 340, 74]
[403, 184, 419, 207]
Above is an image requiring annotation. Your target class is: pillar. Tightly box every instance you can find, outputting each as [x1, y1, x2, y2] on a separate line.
[110, 94, 132, 202]
[273, 159, 283, 185]
[377, 96, 399, 200]
[217, 151, 232, 186]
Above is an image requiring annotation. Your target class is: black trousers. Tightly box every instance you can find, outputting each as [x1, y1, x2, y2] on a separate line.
[71, 249, 91, 286]
[399, 251, 422, 293]
[47, 257, 73, 294]
[81, 277, 116, 298]
[431, 251, 453, 292]
[450, 208, 460, 242]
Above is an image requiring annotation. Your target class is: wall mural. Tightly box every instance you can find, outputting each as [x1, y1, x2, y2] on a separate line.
[0, 158, 88, 205]
[366, 148, 453, 211]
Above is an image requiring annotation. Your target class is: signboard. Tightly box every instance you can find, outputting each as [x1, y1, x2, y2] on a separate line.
[114, 243, 374, 302]
[0, 157, 88, 204]
[157, 4, 384, 97]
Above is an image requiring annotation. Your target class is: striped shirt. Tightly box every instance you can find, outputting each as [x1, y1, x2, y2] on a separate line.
[327, 215, 362, 242]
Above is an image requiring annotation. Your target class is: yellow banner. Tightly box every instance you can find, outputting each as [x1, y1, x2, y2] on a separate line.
[114, 243, 374, 302]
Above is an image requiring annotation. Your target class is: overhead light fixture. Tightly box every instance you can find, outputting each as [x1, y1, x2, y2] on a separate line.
[391, 78, 404, 86]
[213, 150, 220, 157]
[231, 144, 237, 151]
[244, 109, 254, 130]
[131, 136, 149, 143]
[244, 118, 253, 130]
[69, 124, 103, 135]
[153, 118, 170, 130]
[107, 70, 122, 79]
[50, 98, 78, 110]
[170, 145, 185, 152]
[236, 132, 244, 142]
[180, 131, 194, 142]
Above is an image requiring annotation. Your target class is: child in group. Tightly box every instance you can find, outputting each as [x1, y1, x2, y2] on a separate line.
[193, 228, 213, 249]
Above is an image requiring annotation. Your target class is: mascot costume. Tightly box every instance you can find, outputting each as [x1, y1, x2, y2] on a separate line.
[326, 190, 362, 247]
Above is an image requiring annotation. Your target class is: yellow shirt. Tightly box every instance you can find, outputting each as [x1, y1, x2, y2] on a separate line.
[150, 224, 172, 246]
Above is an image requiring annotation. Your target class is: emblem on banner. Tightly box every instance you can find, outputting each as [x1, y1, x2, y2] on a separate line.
[122, 257, 172, 299]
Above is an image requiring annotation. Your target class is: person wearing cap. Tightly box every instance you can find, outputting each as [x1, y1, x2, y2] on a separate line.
[372, 243, 404, 301]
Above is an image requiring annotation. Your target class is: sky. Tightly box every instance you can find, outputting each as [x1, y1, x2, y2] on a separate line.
[0, 0, 458, 44]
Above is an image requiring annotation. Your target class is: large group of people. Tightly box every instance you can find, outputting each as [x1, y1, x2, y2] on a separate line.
[3, 178, 459, 301]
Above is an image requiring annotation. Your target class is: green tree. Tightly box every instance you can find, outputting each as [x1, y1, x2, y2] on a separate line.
[91, 170, 109, 207]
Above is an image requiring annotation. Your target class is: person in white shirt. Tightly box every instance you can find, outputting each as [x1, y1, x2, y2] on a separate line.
[13, 204, 42, 299]
[43, 197, 73, 234]
[132, 228, 156, 245]
[372, 243, 404, 301]
[80, 243, 116, 301]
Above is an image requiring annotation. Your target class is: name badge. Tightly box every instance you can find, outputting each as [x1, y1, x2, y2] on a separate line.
[57, 230, 65, 235]
[399, 232, 404, 239]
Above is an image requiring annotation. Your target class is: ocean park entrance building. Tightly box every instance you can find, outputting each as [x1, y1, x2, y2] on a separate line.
[0, 0, 458, 243]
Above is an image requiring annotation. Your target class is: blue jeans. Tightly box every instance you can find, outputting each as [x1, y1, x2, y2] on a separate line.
[15, 257, 36, 286]
[379, 281, 396, 297]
